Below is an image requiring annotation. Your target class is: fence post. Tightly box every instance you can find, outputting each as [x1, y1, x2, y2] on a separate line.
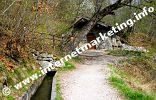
[61, 34, 65, 52]
[52, 35, 55, 50]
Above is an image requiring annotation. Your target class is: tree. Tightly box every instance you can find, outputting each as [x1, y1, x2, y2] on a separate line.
[74, 0, 133, 47]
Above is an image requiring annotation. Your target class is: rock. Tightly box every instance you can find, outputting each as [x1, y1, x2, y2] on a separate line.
[121, 44, 148, 52]
[42, 56, 53, 62]
[38, 61, 53, 68]
[35, 52, 54, 62]
[116, 36, 122, 47]
[112, 38, 117, 47]
[98, 37, 113, 50]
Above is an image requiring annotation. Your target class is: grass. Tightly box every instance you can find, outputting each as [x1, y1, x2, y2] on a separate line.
[0, 56, 41, 100]
[109, 76, 154, 100]
[7, 96, 15, 100]
[59, 61, 75, 71]
[108, 50, 143, 57]
[108, 64, 155, 100]
[55, 79, 63, 100]
[72, 56, 82, 63]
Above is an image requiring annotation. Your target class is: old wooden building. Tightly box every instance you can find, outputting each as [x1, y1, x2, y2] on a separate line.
[71, 16, 113, 50]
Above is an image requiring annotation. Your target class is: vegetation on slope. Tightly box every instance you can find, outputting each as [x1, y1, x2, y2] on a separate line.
[108, 50, 156, 99]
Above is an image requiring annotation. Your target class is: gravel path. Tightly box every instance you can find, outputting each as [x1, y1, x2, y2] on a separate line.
[59, 50, 124, 100]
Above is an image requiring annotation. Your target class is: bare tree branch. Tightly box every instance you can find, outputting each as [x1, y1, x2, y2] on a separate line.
[121, 4, 142, 10]
[1, 0, 16, 14]
[123, 4, 156, 16]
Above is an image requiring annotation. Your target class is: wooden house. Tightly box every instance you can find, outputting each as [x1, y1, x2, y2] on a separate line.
[71, 16, 113, 50]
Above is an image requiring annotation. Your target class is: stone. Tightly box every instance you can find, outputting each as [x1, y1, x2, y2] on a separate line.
[98, 37, 113, 50]
[112, 38, 117, 47]
[35, 52, 54, 62]
[38, 61, 53, 68]
[121, 44, 148, 52]
[116, 36, 122, 47]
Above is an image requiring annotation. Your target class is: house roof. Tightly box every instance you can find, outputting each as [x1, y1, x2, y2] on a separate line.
[72, 16, 111, 30]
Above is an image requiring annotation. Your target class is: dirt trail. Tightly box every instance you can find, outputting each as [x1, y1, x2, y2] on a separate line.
[59, 50, 124, 100]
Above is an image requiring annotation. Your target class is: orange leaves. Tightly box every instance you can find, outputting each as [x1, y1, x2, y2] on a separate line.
[0, 56, 5, 61]
[0, 55, 15, 72]
[6, 62, 15, 71]
[32, 1, 50, 14]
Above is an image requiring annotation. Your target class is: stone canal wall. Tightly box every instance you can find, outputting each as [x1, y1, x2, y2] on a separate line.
[50, 74, 57, 100]
[17, 76, 45, 100]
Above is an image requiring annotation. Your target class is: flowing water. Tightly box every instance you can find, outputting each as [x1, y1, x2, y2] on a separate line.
[31, 71, 56, 100]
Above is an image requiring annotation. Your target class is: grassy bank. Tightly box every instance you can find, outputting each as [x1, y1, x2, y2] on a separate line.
[109, 64, 155, 100]
[109, 75, 154, 100]
[0, 56, 39, 100]
[108, 50, 156, 100]
[55, 79, 63, 100]
[59, 61, 76, 71]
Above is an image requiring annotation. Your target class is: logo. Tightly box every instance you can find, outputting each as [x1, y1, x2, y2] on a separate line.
[2, 87, 11, 96]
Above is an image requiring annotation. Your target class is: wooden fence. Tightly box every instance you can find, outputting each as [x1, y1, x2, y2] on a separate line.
[31, 33, 72, 53]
